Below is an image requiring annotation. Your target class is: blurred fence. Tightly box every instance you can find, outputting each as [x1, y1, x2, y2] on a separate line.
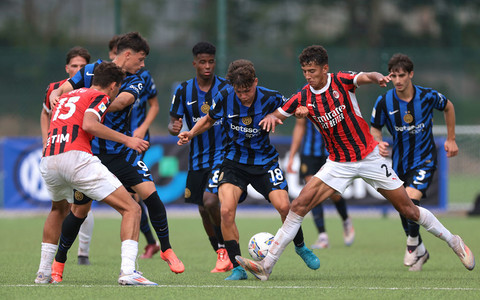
[1, 45, 479, 136]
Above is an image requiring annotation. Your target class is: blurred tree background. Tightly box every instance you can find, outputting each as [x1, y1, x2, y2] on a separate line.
[0, 0, 479, 136]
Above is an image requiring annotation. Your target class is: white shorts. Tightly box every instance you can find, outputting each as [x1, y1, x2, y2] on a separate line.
[40, 150, 122, 203]
[314, 146, 404, 194]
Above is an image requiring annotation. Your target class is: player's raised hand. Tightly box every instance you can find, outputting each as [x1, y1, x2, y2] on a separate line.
[177, 131, 192, 145]
[377, 73, 391, 87]
[294, 106, 309, 118]
[259, 114, 283, 133]
[444, 139, 459, 157]
[126, 137, 150, 153]
[377, 141, 390, 157]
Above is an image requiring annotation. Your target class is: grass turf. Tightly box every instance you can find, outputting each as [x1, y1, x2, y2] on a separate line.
[0, 211, 479, 299]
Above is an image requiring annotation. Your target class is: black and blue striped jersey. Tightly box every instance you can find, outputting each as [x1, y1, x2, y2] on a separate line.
[209, 85, 285, 166]
[170, 75, 229, 170]
[370, 85, 448, 176]
[68, 59, 145, 155]
[130, 67, 157, 142]
[302, 120, 329, 157]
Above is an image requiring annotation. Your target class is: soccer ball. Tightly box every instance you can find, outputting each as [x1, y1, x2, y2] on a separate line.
[248, 232, 274, 261]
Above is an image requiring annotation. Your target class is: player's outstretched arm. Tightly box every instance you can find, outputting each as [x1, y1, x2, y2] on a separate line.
[177, 114, 215, 145]
[356, 72, 391, 87]
[259, 109, 287, 133]
[83, 112, 149, 153]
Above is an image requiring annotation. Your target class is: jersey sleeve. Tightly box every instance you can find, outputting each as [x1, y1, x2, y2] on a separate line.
[338, 71, 358, 92]
[121, 74, 144, 99]
[432, 90, 448, 111]
[278, 92, 301, 117]
[370, 95, 386, 129]
[85, 94, 110, 122]
[209, 89, 226, 120]
[169, 83, 185, 118]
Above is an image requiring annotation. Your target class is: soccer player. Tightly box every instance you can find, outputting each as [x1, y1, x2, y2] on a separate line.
[287, 117, 354, 249]
[370, 53, 459, 271]
[169, 42, 233, 273]
[235, 45, 475, 281]
[109, 34, 162, 259]
[36, 61, 156, 285]
[178, 59, 320, 280]
[49, 32, 184, 281]
[40, 46, 95, 266]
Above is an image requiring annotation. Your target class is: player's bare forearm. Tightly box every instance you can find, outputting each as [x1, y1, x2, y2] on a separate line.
[177, 115, 215, 145]
[287, 118, 306, 173]
[370, 126, 389, 157]
[108, 92, 135, 112]
[443, 100, 458, 157]
[138, 96, 159, 133]
[357, 72, 391, 87]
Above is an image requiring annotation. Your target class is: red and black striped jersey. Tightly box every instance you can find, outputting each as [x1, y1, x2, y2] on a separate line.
[43, 78, 68, 113]
[43, 88, 110, 157]
[280, 72, 377, 162]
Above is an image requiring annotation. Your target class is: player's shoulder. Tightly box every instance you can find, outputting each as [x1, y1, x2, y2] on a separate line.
[415, 84, 443, 98]
[257, 85, 281, 97]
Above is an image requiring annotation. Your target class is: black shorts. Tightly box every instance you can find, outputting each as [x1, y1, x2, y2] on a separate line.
[72, 189, 93, 205]
[97, 150, 152, 193]
[185, 167, 220, 206]
[399, 161, 436, 198]
[219, 159, 288, 202]
[300, 155, 327, 180]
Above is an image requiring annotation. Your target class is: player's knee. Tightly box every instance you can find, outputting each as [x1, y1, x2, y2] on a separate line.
[203, 197, 219, 213]
[400, 204, 419, 221]
[220, 205, 235, 223]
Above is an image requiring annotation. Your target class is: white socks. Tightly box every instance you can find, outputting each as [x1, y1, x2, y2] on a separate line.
[416, 206, 453, 245]
[121, 240, 138, 275]
[78, 210, 94, 257]
[263, 211, 304, 273]
[37, 242, 57, 275]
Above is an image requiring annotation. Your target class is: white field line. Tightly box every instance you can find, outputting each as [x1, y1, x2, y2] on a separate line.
[2, 284, 480, 291]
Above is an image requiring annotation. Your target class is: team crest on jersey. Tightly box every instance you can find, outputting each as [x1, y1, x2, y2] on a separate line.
[184, 188, 191, 198]
[201, 103, 210, 114]
[242, 116, 252, 125]
[74, 190, 84, 201]
[403, 113, 413, 123]
[332, 90, 340, 99]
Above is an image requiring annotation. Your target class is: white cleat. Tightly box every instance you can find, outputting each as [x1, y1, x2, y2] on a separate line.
[118, 270, 158, 286]
[408, 250, 429, 271]
[343, 218, 355, 246]
[311, 232, 329, 249]
[450, 235, 475, 271]
[404, 243, 420, 266]
[34, 272, 51, 284]
[235, 255, 270, 281]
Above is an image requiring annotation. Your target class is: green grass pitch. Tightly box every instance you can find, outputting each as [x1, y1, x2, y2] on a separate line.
[0, 210, 479, 299]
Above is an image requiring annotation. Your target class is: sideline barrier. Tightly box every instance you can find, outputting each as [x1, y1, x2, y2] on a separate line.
[0, 136, 447, 211]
